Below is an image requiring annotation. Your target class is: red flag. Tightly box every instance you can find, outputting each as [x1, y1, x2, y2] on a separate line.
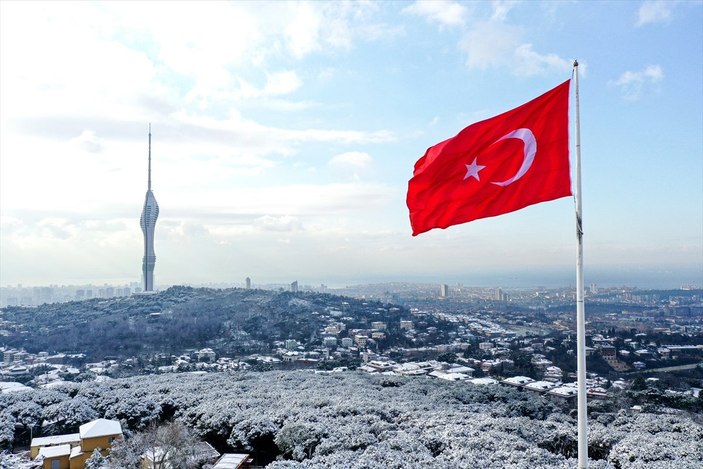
[407, 80, 572, 236]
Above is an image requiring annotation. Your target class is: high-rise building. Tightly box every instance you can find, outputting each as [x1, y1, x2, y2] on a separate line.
[290, 280, 298, 293]
[140, 125, 159, 292]
[245, 277, 251, 289]
[440, 284, 449, 298]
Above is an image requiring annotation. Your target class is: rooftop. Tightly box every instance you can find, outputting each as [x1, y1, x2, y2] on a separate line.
[38, 444, 71, 458]
[79, 419, 122, 439]
[212, 453, 250, 469]
[31, 433, 80, 448]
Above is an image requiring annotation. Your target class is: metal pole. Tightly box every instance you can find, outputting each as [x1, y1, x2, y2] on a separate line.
[573, 59, 588, 469]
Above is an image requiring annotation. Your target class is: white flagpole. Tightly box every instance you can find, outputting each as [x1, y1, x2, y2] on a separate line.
[573, 60, 588, 469]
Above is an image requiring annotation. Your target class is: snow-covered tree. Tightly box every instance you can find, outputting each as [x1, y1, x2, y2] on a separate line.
[0, 415, 16, 450]
[106, 421, 203, 469]
[84, 448, 107, 469]
[0, 450, 40, 469]
[42, 397, 98, 434]
[1, 369, 700, 468]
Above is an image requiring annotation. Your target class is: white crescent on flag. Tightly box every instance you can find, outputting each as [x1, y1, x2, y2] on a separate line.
[490, 128, 537, 187]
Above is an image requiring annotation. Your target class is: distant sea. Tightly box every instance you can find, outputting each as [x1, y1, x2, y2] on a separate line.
[317, 266, 702, 290]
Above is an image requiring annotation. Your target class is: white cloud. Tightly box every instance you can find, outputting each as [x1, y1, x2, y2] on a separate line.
[254, 215, 304, 232]
[460, 22, 571, 76]
[329, 152, 374, 170]
[491, 0, 520, 22]
[1, 4, 160, 122]
[609, 65, 664, 100]
[329, 152, 374, 181]
[70, 130, 105, 154]
[282, 1, 390, 58]
[318, 68, 336, 82]
[285, 2, 323, 58]
[637, 1, 673, 26]
[513, 44, 573, 77]
[168, 182, 394, 219]
[460, 21, 521, 69]
[232, 71, 303, 100]
[264, 71, 303, 96]
[257, 99, 319, 112]
[403, 0, 468, 28]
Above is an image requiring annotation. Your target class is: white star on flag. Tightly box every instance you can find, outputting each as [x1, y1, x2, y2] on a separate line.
[463, 157, 486, 181]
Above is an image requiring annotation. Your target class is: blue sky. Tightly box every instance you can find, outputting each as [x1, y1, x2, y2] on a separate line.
[1, 1, 701, 289]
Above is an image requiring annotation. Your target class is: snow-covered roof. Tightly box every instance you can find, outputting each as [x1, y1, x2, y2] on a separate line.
[39, 444, 71, 458]
[79, 419, 122, 439]
[31, 433, 80, 448]
[40, 380, 72, 389]
[447, 366, 474, 374]
[502, 376, 535, 386]
[524, 381, 558, 392]
[437, 372, 468, 382]
[0, 382, 32, 393]
[213, 453, 249, 468]
[470, 377, 498, 385]
[548, 386, 578, 398]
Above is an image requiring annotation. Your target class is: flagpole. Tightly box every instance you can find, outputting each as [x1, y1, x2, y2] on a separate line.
[573, 60, 588, 469]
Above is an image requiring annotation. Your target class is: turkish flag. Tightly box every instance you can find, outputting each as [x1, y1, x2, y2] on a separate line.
[407, 80, 572, 236]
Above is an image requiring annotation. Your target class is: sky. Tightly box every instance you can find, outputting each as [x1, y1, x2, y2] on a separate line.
[1, 0, 702, 290]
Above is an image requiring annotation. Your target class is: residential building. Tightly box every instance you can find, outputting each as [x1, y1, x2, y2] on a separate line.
[197, 348, 216, 362]
[400, 320, 413, 331]
[32, 418, 122, 469]
[354, 335, 368, 348]
[30, 434, 80, 460]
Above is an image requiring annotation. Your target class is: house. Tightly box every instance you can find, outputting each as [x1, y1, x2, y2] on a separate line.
[31, 433, 80, 459]
[543, 366, 563, 382]
[0, 381, 33, 393]
[428, 370, 469, 381]
[32, 418, 122, 469]
[447, 365, 474, 377]
[548, 385, 578, 401]
[587, 387, 608, 400]
[38, 444, 72, 469]
[470, 377, 498, 385]
[501, 376, 535, 388]
[523, 380, 558, 394]
[196, 348, 216, 363]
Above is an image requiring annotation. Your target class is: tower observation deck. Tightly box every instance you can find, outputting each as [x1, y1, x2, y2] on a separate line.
[140, 125, 159, 291]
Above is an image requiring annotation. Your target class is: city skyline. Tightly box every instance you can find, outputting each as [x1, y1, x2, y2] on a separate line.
[1, 1, 702, 289]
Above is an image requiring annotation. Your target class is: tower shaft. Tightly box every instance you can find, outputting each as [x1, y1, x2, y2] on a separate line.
[140, 125, 159, 292]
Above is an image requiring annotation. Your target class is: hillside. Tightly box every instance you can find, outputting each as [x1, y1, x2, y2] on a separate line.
[0, 286, 410, 361]
[1, 370, 702, 468]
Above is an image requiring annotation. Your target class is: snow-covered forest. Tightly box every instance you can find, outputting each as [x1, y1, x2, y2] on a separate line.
[1, 370, 702, 468]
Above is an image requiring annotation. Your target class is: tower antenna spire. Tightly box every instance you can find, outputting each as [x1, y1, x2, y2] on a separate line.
[148, 123, 152, 191]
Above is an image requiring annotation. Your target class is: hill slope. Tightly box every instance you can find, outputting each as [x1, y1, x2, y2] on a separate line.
[2, 370, 701, 468]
